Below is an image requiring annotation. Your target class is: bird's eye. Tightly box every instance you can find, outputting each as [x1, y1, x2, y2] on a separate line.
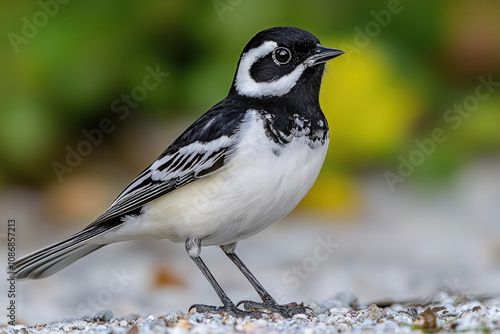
[273, 47, 291, 65]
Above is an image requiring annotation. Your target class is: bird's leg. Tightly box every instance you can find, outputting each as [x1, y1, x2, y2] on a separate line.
[185, 238, 261, 317]
[221, 243, 312, 317]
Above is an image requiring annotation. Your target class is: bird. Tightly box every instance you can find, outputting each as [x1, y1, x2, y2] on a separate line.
[11, 26, 344, 317]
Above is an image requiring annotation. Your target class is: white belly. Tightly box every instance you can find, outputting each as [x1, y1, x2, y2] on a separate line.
[114, 110, 329, 246]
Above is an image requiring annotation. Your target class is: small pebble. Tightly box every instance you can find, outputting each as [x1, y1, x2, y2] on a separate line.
[94, 310, 114, 322]
[366, 304, 386, 321]
[94, 324, 108, 333]
[329, 307, 350, 315]
[243, 322, 257, 333]
[253, 319, 268, 327]
[187, 313, 205, 324]
[176, 319, 190, 329]
[406, 307, 418, 317]
[165, 310, 184, 324]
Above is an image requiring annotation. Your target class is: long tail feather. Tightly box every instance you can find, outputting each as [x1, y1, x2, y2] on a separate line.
[11, 223, 118, 280]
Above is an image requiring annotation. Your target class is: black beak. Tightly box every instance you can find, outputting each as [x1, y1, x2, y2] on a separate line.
[306, 45, 345, 67]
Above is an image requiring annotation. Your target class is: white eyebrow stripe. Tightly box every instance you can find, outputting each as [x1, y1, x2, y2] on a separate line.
[235, 41, 306, 98]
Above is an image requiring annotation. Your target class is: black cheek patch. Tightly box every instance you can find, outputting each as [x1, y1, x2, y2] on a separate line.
[249, 54, 297, 83]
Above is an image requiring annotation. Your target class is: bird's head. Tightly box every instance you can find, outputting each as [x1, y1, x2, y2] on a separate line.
[230, 26, 344, 101]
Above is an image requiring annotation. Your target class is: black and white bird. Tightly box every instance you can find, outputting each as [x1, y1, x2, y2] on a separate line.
[12, 26, 344, 317]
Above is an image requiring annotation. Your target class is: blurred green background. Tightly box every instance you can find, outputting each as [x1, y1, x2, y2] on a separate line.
[1, 0, 499, 223]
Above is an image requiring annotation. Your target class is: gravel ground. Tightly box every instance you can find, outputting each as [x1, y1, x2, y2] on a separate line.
[2, 292, 500, 333]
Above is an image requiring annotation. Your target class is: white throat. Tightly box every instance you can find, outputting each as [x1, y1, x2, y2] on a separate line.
[235, 41, 306, 98]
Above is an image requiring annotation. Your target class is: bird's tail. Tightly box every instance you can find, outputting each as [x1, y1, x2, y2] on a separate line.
[11, 223, 118, 280]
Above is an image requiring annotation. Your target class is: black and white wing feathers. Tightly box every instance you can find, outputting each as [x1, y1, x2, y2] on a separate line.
[87, 101, 246, 228]
[12, 101, 247, 280]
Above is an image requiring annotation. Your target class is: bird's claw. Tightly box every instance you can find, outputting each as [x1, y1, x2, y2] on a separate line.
[189, 303, 263, 318]
[236, 299, 313, 317]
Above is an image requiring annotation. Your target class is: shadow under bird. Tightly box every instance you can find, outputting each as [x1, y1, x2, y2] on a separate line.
[12, 26, 344, 317]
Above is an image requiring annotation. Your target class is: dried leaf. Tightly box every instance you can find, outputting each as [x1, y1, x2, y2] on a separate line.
[421, 307, 437, 329]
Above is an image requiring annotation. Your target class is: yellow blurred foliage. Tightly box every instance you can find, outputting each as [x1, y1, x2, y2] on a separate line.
[321, 41, 423, 165]
[299, 170, 361, 219]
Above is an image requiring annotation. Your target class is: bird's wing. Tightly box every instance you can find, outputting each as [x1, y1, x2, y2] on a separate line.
[86, 104, 245, 228]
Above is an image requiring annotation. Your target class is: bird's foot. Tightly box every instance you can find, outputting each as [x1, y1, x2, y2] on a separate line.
[237, 299, 313, 318]
[189, 303, 263, 318]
